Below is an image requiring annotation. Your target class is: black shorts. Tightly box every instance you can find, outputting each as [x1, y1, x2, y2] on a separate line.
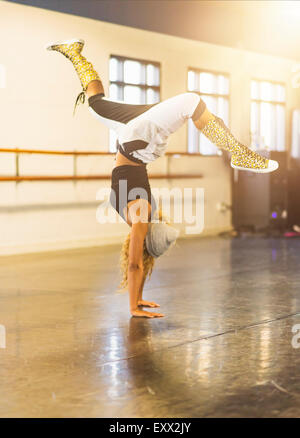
[110, 165, 157, 221]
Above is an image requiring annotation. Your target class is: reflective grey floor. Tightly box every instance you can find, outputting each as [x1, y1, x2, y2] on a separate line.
[1, 236, 300, 417]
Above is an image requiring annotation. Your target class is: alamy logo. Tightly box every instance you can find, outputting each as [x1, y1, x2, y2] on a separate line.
[0, 324, 6, 349]
[96, 182, 205, 234]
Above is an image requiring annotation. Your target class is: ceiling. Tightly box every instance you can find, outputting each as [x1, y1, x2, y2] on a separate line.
[7, 0, 300, 61]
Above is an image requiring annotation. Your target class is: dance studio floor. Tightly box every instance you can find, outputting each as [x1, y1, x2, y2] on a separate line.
[1, 236, 300, 418]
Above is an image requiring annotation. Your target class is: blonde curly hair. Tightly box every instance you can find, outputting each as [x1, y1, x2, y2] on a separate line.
[118, 208, 170, 292]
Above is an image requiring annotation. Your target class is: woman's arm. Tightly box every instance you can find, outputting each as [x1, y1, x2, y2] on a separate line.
[128, 222, 164, 318]
[138, 276, 146, 303]
[137, 276, 160, 309]
[128, 222, 146, 312]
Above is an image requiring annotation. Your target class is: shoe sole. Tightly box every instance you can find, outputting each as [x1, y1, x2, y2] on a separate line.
[45, 38, 84, 51]
[231, 160, 279, 173]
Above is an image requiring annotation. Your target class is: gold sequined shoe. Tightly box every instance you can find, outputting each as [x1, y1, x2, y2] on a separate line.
[201, 115, 279, 173]
[46, 38, 100, 112]
[231, 152, 279, 173]
[46, 38, 85, 60]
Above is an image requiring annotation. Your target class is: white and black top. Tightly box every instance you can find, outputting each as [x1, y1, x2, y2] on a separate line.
[88, 92, 205, 165]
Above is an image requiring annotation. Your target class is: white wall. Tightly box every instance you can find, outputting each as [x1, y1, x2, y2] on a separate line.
[0, 1, 299, 255]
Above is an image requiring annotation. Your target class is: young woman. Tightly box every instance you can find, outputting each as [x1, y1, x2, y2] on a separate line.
[46, 39, 279, 318]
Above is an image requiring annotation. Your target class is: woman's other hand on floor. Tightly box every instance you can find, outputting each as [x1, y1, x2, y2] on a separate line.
[138, 300, 160, 308]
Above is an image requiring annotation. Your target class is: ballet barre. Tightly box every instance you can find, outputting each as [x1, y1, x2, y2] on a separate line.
[0, 148, 203, 181]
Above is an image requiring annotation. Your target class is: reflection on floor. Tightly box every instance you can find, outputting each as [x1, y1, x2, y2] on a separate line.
[1, 236, 300, 417]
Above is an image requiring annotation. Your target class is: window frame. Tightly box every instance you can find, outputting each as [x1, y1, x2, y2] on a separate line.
[291, 108, 300, 159]
[109, 54, 161, 100]
[108, 55, 161, 152]
[250, 77, 286, 152]
[187, 67, 231, 156]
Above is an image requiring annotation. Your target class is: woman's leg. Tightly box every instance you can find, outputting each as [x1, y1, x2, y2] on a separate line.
[125, 91, 278, 172]
[46, 38, 106, 112]
[193, 107, 215, 130]
[86, 79, 105, 98]
[46, 39, 102, 93]
[193, 105, 278, 173]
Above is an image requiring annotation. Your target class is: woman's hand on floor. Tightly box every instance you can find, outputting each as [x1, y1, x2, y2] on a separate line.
[131, 309, 165, 318]
[138, 300, 160, 308]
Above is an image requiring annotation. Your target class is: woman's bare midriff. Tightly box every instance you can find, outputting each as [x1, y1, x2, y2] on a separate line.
[112, 150, 148, 225]
[113, 151, 145, 168]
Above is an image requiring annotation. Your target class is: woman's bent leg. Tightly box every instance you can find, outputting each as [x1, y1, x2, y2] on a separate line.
[193, 104, 278, 173]
[86, 80, 105, 98]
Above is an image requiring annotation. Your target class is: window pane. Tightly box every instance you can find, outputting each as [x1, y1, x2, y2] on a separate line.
[188, 70, 230, 155]
[276, 84, 285, 103]
[146, 88, 160, 104]
[200, 133, 219, 155]
[251, 101, 260, 148]
[147, 64, 159, 86]
[199, 72, 217, 94]
[201, 95, 217, 114]
[252, 80, 285, 103]
[188, 70, 199, 91]
[218, 75, 229, 95]
[109, 83, 119, 100]
[124, 85, 143, 103]
[124, 60, 145, 85]
[292, 109, 300, 158]
[217, 97, 229, 124]
[109, 56, 161, 152]
[276, 104, 285, 151]
[260, 81, 275, 102]
[188, 119, 198, 153]
[251, 80, 286, 151]
[260, 102, 276, 149]
[109, 57, 122, 82]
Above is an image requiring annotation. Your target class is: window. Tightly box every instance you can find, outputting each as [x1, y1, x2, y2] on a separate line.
[292, 109, 300, 159]
[250, 79, 285, 151]
[187, 69, 230, 155]
[109, 55, 160, 151]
